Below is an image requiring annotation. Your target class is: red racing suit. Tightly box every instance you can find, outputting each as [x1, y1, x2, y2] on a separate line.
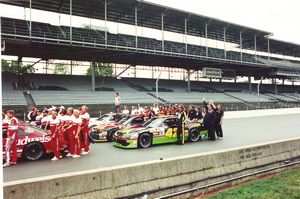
[71, 116, 82, 155]
[80, 112, 90, 152]
[5, 117, 18, 164]
[49, 117, 61, 158]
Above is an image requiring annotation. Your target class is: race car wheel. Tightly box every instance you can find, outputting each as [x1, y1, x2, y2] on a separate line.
[138, 133, 152, 148]
[188, 129, 200, 142]
[23, 142, 45, 161]
[107, 130, 114, 142]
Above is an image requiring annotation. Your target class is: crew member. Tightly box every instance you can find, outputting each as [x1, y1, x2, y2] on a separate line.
[3, 110, 18, 167]
[48, 110, 61, 161]
[41, 110, 50, 130]
[35, 110, 43, 127]
[187, 105, 196, 120]
[64, 107, 75, 157]
[212, 102, 224, 139]
[203, 99, 217, 141]
[81, 105, 90, 155]
[71, 109, 82, 158]
[122, 105, 130, 115]
[177, 104, 187, 145]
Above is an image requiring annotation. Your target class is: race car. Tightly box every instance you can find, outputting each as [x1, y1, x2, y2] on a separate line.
[89, 115, 146, 142]
[113, 116, 208, 149]
[2, 121, 65, 161]
[89, 113, 127, 128]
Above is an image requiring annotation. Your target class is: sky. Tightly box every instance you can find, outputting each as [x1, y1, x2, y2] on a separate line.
[148, 0, 300, 44]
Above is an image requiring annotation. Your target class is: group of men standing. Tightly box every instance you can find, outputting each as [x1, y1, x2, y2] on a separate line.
[177, 99, 224, 144]
[2, 105, 91, 167]
[34, 105, 91, 161]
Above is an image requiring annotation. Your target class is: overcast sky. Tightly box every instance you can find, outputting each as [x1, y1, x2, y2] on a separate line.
[148, 0, 300, 44]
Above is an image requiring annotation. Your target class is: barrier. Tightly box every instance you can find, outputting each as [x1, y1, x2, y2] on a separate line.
[4, 137, 300, 199]
[225, 107, 300, 119]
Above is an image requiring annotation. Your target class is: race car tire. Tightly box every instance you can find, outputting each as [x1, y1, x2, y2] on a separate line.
[107, 130, 114, 142]
[138, 133, 152, 148]
[23, 142, 45, 161]
[188, 128, 200, 142]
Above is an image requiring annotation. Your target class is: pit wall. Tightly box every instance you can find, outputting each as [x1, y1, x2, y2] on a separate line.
[4, 137, 300, 199]
[225, 107, 300, 119]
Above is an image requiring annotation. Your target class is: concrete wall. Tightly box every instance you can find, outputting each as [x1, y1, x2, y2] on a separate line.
[4, 137, 300, 199]
[225, 107, 300, 119]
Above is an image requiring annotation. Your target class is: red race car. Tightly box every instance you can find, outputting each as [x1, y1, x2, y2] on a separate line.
[2, 121, 65, 161]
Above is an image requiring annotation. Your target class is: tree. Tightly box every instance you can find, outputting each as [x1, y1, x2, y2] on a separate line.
[1, 59, 35, 73]
[86, 62, 113, 76]
[54, 63, 68, 75]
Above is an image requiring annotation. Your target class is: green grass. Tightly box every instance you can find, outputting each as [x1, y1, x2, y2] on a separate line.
[208, 168, 300, 199]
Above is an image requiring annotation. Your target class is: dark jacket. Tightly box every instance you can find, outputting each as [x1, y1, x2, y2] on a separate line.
[203, 101, 216, 126]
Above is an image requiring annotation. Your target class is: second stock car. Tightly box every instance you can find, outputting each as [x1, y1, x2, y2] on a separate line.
[113, 116, 208, 148]
[89, 113, 127, 128]
[2, 121, 65, 161]
[89, 115, 145, 142]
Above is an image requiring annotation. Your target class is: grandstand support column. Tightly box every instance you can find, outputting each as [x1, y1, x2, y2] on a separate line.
[248, 76, 252, 93]
[223, 26, 228, 59]
[161, 12, 165, 52]
[205, 23, 208, 57]
[240, 30, 243, 61]
[104, 0, 107, 47]
[29, 0, 32, 38]
[254, 35, 257, 62]
[135, 6, 138, 50]
[69, 0, 72, 44]
[184, 17, 188, 55]
[274, 78, 278, 95]
[267, 37, 270, 62]
[91, 62, 95, 92]
[187, 70, 191, 93]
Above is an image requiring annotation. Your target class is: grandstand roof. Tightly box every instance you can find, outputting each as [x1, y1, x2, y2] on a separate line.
[2, 0, 300, 57]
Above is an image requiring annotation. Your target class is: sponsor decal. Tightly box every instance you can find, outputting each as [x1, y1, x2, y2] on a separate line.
[17, 135, 51, 146]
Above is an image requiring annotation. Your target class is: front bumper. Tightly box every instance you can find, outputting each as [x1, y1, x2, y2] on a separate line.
[113, 136, 138, 148]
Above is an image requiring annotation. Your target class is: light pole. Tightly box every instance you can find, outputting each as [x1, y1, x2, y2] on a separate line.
[156, 71, 162, 105]
[257, 76, 264, 108]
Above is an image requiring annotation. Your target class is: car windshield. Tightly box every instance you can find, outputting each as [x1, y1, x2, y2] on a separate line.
[146, 118, 165, 128]
[113, 115, 126, 122]
[97, 114, 110, 121]
[120, 116, 134, 125]
[143, 117, 158, 126]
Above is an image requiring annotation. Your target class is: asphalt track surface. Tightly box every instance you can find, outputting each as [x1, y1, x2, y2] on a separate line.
[4, 113, 300, 182]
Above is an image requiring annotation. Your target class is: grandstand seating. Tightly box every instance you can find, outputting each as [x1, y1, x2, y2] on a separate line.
[2, 90, 27, 106]
[2, 72, 300, 106]
[1, 17, 275, 63]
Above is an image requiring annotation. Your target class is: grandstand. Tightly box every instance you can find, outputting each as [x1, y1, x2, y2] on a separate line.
[1, 0, 300, 113]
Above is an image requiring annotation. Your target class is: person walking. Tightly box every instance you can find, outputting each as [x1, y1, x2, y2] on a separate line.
[115, 92, 121, 114]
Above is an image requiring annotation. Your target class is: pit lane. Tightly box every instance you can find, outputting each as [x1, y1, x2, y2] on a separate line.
[4, 113, 300, 182]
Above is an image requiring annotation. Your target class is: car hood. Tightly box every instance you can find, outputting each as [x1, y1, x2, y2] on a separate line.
[118, 126, 150, 135]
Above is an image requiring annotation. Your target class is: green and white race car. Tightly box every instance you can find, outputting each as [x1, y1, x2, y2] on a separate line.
[113, 116, 208, 148]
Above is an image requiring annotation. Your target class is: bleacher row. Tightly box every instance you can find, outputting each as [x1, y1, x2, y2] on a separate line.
[1, 17, 293, 64]
[2, 73, 300, 106]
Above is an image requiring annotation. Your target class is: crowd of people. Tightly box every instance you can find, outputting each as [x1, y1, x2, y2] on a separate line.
[116, 96, 224, 143]
[2, 105, 91, 167]
[2, 92, 224, 166]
